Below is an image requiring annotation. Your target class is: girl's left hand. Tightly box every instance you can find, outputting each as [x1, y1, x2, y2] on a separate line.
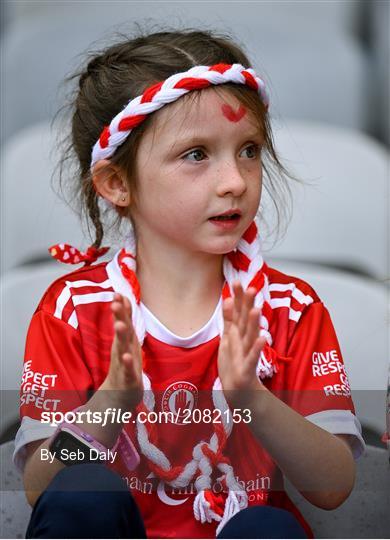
[217, 281, 267, 405]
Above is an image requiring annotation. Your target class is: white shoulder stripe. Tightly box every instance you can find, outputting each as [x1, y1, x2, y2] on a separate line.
[65, 291, 115, 330]
[54, 286, 71, 320]
[53, 278, 113, 321]
[66, 278, 112, 289]
[270, 298, 308, 323]
[269, 282, 314, 305]
[67, 310, 78, 329]
[72, 291, 115, 306]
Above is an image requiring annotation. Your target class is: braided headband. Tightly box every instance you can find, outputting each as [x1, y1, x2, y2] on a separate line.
[90, 63, 269, 169]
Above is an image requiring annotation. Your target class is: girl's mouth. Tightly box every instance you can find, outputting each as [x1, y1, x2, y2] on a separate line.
[208, 213, 241, 229]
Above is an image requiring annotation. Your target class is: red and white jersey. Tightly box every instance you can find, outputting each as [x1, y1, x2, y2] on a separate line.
[14, 250, 365, 538]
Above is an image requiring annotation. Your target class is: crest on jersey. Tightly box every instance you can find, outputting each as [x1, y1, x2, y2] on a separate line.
[161, 381, 198, 425]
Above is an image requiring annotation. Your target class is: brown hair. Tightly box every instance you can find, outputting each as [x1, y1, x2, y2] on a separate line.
[55, 23, 296, 250]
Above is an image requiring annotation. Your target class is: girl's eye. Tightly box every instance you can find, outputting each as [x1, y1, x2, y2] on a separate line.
[182, 148, 206, 162]
[181, 144, 261, 162]
[241, 144, 262, 159]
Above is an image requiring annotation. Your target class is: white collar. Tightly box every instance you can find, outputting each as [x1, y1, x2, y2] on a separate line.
[106, 249, 223, 348]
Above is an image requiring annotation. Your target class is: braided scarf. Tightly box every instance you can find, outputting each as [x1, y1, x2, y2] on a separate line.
[116, 216, 277, 535]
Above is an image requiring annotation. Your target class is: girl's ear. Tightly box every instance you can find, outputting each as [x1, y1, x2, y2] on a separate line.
[91, 159, 130, 207]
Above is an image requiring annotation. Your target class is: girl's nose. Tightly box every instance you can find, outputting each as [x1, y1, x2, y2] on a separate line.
[216, 160, 247, 197]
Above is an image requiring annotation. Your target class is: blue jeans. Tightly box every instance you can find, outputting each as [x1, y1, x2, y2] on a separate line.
[26, 464, 307, 538]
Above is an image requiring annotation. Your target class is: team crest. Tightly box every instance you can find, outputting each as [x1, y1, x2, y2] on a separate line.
[161, 381, 198, 425]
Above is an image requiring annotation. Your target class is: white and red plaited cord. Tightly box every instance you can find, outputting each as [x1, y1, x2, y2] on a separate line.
[116, 217, 280, 535]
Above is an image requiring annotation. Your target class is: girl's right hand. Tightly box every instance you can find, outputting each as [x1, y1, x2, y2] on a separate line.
[101, 292, 144, 410]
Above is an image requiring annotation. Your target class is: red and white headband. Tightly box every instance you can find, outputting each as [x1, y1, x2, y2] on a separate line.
[90, 63, 269, 169]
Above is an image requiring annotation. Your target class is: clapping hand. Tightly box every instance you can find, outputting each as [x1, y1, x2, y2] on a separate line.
[217, 281, 267, 406]
[101, 293, 144, 410]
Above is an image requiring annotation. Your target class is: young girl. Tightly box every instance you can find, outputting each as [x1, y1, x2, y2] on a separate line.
[14, 28, 365, 539]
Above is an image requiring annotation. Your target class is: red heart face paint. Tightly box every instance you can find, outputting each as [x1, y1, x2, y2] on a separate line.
[221, 104, 247, 122]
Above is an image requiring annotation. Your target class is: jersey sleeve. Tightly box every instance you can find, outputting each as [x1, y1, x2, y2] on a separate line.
[13, 308, 93, 473]
[284, 301, 366, 459]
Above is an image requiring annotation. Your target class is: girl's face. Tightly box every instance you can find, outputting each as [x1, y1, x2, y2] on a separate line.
[131, 87, 263, 256]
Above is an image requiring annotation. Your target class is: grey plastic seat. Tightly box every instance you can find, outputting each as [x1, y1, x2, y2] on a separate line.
[268, 259, 388, 437]
[0, 441, 31, 539]
[1, 439, 388, 539]
[4, 1, 363, 37]
[368, 0, 390, 146]
[0, 262, 81, 437]
[285, 445, 390, 538]
[0, 121, 87, 274]
[266, 120, 389, 283]
[1, 2, 370, 145]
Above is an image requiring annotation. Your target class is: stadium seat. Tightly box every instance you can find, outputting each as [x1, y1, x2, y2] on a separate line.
[1, 2, 370, 145]
[264, 120, 389, 282]
[1, 121, 89, 274]
[0, 262, 76, 437]
[368, 0, 390, 146]
[0, 441, 32, 539]
[3, 0, 363, 38]
[285, 445, 390, 538]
